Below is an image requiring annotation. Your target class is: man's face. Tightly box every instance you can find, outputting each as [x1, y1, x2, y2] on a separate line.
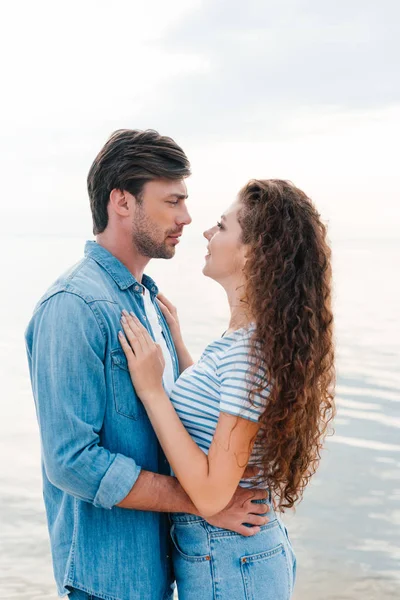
[130, 178, 191, 259]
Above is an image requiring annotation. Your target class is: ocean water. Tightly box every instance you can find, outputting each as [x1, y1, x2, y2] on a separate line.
[0, 234, 399, 599]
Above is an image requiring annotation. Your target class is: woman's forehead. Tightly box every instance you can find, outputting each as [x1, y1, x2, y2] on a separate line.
[222, 200, 241, 220]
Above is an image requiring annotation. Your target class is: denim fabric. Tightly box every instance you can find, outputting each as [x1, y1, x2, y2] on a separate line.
[68, 588, 104, 600]
[170, 500, 296, 600]
[25, 241, 178, 600]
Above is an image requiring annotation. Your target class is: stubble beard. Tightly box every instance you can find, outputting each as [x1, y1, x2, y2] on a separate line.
[132, 206, 175, 259]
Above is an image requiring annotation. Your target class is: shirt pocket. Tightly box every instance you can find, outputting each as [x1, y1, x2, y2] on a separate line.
[111, 349, 147, 420]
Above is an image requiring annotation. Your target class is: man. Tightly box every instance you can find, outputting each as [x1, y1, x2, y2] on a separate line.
[25, 129, 269, 600]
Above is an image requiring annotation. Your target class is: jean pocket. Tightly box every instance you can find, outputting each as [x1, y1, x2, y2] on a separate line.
[240, 543, 291, 600]
[111, 350, 146, 420]
[279, 522, 297, 586]
[170, 523, 211, 563]
[278, 521, 296, 558]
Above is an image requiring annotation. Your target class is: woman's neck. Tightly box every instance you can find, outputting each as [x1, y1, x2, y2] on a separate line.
[225, 280, 253, 334]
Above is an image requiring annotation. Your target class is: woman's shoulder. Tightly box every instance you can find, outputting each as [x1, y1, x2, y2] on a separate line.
[207, 326, 255, 364]
[187, 325, 256, 372]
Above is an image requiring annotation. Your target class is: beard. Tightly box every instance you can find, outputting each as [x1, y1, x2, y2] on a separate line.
[132, 205, 178, 259]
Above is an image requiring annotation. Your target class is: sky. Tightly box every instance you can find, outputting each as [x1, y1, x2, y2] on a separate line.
[1, 0, 399, 239]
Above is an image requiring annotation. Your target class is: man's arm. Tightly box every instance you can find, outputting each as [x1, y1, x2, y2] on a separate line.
[118, 469, 270, 537]
[117, 471, 195, 511]
[25, 291, 140, 509]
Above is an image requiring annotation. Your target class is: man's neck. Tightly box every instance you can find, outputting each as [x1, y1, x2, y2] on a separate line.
[96, 233, 150, 283]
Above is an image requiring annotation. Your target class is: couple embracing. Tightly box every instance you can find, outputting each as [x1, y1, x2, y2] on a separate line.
[25, 129, 335, 600]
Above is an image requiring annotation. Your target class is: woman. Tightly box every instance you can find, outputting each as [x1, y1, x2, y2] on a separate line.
[119, 179, 335, 599]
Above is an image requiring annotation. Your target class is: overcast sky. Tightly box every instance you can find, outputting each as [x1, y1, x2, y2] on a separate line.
[1, 0, 399, 239]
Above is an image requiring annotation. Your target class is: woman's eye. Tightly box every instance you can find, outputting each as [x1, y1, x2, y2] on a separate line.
[216, 221, 223, 229]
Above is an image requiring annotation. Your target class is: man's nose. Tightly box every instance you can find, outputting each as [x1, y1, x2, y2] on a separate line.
[177, 205, 192, 227]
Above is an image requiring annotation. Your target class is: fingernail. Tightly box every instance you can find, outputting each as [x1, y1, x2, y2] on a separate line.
[121, 316, 127, 324]
[122, 309, 129, 317]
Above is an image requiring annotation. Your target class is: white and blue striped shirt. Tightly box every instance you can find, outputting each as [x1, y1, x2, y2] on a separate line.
[170, 326, 269, 487]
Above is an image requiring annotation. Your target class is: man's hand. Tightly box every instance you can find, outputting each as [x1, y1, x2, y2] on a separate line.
[204, 467, 270, 536]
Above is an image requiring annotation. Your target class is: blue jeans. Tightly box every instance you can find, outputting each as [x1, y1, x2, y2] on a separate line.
[68, 589, 104, 600]
[170, 501, 296, 600]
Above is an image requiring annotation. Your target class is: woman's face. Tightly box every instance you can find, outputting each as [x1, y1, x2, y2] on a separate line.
[202, 200, 247, 285]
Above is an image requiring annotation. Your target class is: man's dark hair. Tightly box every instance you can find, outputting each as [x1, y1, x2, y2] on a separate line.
[87, 129, 191, 234]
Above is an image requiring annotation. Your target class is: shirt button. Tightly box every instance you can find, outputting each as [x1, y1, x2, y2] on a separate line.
[134, 285, 140, 291]
[151, 286, 156, 292]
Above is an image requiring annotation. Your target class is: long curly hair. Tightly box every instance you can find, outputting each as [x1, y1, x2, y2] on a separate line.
[238, 179, 335, 511]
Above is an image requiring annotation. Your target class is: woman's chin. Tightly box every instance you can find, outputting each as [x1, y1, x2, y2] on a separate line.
[202, 263, 212, 279]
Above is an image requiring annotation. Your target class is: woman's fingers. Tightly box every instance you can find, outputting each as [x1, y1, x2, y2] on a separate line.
[120, 315, 145, 353]
[121, 311, 150, 351]
[157, 299, 173, 323]
[121, 311, 161, 354]
[118, 331, 136, 365]
[157, 293, 176, 314]
[155, 343, 165, 369]
[128, 312, 155, 348]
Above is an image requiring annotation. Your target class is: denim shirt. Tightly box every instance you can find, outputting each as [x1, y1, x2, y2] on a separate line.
[25, 241, 179, 600]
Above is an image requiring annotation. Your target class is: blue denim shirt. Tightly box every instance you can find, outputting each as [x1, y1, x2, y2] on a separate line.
[25, 241, 179, 600]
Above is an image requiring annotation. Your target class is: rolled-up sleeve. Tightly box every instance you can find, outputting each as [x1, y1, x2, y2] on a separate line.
[25, 291, 141, 509]
[93, 453, 140, 509]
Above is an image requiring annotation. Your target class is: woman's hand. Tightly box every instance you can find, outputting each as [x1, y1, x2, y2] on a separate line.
[157, 293, 182, 345]
[118, 310, 165, 403]
[157, 293, 194, 373]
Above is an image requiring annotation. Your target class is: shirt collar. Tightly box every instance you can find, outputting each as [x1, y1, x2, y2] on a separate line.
[84, 241, 159, 296]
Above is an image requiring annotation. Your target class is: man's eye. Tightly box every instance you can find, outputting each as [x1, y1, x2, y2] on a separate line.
[168, 201, 179, 206]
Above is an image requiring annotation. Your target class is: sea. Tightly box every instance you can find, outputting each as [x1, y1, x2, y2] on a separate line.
[0, 234, 399, 599]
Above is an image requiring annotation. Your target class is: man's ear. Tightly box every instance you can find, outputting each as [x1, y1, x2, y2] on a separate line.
[109, 189, 131, 217]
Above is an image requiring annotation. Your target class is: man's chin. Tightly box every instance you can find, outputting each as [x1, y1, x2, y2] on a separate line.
[154, 246, 175, 260]
[164, 244, 176, 258]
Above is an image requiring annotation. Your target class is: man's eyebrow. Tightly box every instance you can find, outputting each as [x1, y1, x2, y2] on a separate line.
[166, 193, 189, 200]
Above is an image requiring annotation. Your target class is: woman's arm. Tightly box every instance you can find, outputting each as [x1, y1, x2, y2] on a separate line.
[145, 397, 259, 516]
[119, 313, 260, 517]
[157, 293, 194, 373]
[172, 338, 194, 374]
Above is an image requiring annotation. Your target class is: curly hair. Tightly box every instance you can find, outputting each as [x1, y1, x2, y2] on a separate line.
[237, 179, 335, 511]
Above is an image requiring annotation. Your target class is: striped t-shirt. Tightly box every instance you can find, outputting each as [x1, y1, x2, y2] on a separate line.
[170, 326, 269, 487]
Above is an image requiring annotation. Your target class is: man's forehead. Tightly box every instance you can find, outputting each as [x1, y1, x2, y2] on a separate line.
[170, 178, 188, 198]
[145, 178, 188, 198]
